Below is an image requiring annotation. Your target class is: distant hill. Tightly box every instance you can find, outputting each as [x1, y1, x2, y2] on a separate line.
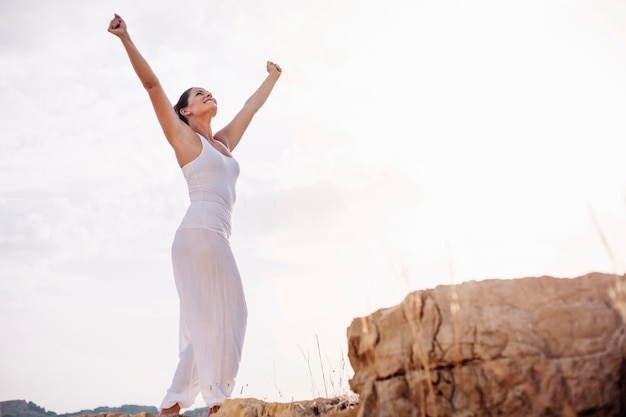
[60, 404, 159, 417]
[0, 401, 56, 417]
[0, 400, 159, 417]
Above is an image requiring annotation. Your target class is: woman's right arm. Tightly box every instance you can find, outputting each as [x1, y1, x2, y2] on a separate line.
[107, 14, 186, 147]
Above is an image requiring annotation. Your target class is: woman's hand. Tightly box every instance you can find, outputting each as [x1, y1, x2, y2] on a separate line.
[267, 61, 282, 77]
[107, 13, 127, 37]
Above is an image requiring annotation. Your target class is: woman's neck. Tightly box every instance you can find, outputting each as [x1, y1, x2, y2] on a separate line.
[189, 118, 213, 140]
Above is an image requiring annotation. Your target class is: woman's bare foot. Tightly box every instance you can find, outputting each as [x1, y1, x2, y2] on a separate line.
[160, 403, 181, 415]
[208, 405, 220, 416]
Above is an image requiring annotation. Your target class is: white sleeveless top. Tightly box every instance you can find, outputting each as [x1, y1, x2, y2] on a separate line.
[177, 134, 240, 238]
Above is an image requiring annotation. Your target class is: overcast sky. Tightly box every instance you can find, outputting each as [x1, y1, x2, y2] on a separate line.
[2, 0, 626, 413]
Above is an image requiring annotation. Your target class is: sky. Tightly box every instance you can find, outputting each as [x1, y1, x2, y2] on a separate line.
[2, 0, 626, 413]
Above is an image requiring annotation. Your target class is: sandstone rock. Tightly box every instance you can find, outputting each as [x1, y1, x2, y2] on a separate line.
[75, 397, 358, 417]
[215, 397, 358, 417]
[347, 273, 626, 417]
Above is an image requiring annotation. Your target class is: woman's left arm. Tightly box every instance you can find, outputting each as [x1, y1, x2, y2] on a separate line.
[216, 61, 282, 151]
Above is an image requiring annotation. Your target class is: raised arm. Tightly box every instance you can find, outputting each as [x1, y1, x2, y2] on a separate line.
[107, 14, 189, 150]
[216, 62, 282, 151]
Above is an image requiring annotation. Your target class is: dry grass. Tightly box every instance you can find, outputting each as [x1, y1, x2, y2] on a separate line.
[589, 203, 626, 321]
[299, 334, 356, 401]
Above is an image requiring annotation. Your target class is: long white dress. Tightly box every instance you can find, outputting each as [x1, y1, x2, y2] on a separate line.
[160, 134, 247, 410]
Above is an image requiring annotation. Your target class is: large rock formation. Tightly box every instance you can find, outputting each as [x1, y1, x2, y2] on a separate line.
[347, 273, 626, 417]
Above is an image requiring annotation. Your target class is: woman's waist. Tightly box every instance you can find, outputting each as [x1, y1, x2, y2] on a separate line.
[188, 188, 236, 205]
[178, 202, 233, 235]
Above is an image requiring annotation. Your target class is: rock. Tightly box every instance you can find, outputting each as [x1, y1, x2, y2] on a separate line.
[73, 397, 359, 417]
[215, 397, 358, 417]
[347, 273, 626, 417]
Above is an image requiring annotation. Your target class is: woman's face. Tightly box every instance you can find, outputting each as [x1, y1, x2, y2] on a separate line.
[185, 87, 218, 118]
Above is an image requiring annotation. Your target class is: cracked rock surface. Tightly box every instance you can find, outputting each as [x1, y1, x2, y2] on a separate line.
[347, 273, 626, 417]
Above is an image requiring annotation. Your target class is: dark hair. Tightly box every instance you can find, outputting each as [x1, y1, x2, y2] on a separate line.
[173, 87, 193, 125]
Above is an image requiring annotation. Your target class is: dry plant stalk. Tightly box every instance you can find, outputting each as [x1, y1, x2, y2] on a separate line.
[316, 334, 329, 398]
[589, 204, 623, 272]
[589, 204, 626, 322]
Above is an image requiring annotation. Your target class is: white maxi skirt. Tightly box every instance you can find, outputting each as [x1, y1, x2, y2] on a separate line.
[160, 227, 247, 409]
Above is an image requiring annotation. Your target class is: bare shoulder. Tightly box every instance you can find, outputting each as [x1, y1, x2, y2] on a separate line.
[170, 124, 203, 167]
[213, 129, 232, 151]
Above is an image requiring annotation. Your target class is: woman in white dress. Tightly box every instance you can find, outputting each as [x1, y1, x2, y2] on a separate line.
[107, 13, 282, 416]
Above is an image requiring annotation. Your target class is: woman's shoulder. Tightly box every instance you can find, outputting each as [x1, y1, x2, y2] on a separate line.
[213, 130, 231, 151]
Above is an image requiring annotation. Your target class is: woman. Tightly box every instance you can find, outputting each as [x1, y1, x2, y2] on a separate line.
[107, 13, 282, 416]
